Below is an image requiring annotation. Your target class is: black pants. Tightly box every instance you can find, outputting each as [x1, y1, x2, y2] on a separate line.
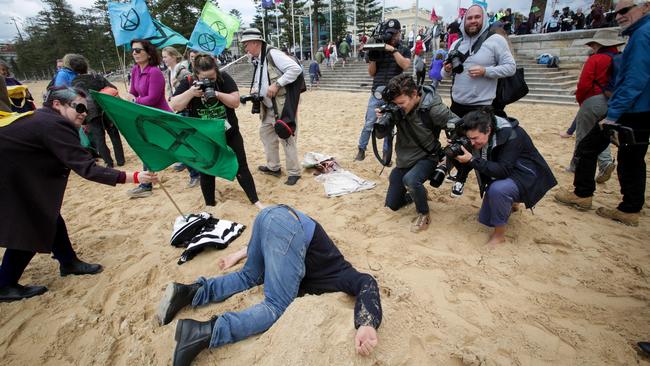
[88, 115, 125, 167]
[574, 112, 650, 213]
[200, 129, 259, 206]
[416, 71, 426, 86]
[0, 215, 77, 287]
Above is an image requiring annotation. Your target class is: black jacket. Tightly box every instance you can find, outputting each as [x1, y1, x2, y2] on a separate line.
[0, 108, 121, 253]
[469, 117, 557, 208]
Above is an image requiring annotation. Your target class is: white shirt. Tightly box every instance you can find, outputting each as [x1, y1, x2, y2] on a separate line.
[252, 48, 303, 108]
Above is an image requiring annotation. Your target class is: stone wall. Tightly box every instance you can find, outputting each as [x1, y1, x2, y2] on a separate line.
[510, 28, 626, 65]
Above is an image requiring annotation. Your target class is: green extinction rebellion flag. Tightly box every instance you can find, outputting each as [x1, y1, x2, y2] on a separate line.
[91, 91, 238, 180]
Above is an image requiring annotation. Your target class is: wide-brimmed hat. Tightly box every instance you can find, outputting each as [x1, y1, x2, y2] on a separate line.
[240, 28, 265, 44]
[583, 29, 626, 47]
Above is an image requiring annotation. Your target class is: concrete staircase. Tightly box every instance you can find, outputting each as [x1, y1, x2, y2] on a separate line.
[228, 56, 581, 106]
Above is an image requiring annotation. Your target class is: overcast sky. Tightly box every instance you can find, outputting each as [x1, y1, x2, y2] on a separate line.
[1, 0, 539, 43]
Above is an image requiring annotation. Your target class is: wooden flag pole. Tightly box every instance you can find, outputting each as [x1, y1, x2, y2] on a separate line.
[159, 181, 188, 221]
[114, 45, 129, 92]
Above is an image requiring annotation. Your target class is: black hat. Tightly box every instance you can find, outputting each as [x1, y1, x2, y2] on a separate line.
[385, 19, 401, 33]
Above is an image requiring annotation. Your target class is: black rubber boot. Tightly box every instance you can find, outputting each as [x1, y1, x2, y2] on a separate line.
[0, 284, 48, 302]
[60, 258, 103, 276]
[354, 148, 365, 161]
[172, 317, 216, 366]
[157, 282, 202, 326]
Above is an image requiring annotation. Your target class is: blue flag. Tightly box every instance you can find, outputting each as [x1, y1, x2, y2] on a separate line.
[262, 0, 274, 9]
[146, 19, 189, 48]
[472, 0, 488, 9]
[108, 0, 157, 46]
[188, 19, 228, 56]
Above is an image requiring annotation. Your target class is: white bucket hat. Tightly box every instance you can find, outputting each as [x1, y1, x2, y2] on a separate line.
[240, 28, 266, 44]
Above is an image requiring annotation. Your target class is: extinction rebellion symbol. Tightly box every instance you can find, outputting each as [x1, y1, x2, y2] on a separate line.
[198, 33, 217, 51]
[120, 8, 140, 31]
[210, 21, 229, 38]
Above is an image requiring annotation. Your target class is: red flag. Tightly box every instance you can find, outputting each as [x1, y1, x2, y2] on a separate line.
[431, 7, 439, 22]
[459, 7, 467, 18]
[274, 0, 282, 3]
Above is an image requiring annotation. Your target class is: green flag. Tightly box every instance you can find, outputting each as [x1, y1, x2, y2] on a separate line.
[91, 91, 238, 180]
[200, 2, 240, 48]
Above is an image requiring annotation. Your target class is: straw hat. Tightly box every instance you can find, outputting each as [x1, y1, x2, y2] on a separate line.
[583, 29, 626, 47]
[240, 28, 265, 44]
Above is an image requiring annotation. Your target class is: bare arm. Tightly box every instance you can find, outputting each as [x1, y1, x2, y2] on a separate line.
[217, 90, 240, 109]
[368, 61, 377, 77]
[218, 246, 248, 270]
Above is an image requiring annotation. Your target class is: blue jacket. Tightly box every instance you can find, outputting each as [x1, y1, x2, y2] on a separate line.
[469, 117, 557, 209]
[54, 67, 77, 87]
[607, 15, 650, 120]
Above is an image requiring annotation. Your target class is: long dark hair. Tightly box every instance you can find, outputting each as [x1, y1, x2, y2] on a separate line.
[131, 39, 160, 66]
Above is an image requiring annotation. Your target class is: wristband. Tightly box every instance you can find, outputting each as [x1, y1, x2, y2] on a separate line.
[133, 171, 140, 184]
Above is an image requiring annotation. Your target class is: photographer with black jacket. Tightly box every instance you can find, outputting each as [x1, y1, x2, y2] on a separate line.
[374, 74, 457, 233]
[170, 53, 263, 209]
[453, 108, 556, 246]
[354, 19, 411, 162]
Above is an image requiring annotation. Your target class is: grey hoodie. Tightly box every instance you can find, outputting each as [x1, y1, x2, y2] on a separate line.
[442, 5, 516, 106]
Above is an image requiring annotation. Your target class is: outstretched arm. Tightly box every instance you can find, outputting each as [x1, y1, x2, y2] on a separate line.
[218, 246, 248, 270]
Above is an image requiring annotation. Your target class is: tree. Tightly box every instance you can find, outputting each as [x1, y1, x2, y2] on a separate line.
[356, 0, 381, 36]
[229, 9, 243, 25]
[331, 0, 348, 43]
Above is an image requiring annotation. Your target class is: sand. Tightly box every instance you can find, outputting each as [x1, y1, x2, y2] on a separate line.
[1, 80, 649, 365]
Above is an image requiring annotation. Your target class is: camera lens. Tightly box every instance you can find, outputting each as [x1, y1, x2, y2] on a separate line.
[430, 165, 448, 187]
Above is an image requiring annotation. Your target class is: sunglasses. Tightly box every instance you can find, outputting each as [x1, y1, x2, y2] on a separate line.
[69, 102, 88, 114]
[132, 47, 145, 54]
[615, 5, 636, 16]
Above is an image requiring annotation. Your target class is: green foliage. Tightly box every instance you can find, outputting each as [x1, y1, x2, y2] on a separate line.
[356, 0, 382, 35]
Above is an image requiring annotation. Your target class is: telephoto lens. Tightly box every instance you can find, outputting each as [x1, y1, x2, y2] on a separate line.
[429, 164, 448, 187]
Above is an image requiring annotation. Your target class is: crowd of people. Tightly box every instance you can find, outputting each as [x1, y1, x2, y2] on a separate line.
[1, 0, 649, 364]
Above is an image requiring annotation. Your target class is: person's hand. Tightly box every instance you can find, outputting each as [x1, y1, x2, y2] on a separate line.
[374, 108, 383, 120]
[218, 246, 248, 270]
[598, 118, 616, 130]
[188, 85, 204, 98]
[138, 171, 159, 184]
[443, 62, 452, 73]
[468, 65, 486, 78]
[355, 326, 378, 356]
[126, 93, 136, 102]
[384, 44, 396, 53]
[454, 145, 473, 164]
[267, 82, 280, 98]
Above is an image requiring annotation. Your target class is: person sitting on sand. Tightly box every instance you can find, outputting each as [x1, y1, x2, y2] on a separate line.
[156, 204, 382, 366]
[453, 107, 557, 246]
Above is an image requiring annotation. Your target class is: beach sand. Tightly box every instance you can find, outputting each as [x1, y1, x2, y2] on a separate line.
[1, 80, 649, 365]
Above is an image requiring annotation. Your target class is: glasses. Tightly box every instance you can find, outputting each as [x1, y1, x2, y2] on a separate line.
[132, 48, 145, 54]
[69, 102, 88, 114]
[614, 5, 636, 16]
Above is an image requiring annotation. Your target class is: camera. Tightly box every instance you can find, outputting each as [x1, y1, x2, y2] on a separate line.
[375, 103, 404, 130]
[363, 19, 401, 61]
[240, 93, 263, 114]
[444, 136, 473, 158]
[194, 79, 218, 105]
[429, 164, 448, 188]
[602, 123, 637, 147]
[445, 49, 467, 74]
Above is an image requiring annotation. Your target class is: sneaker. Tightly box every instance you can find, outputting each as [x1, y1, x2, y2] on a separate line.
[354, 148, 365, 161]
[596, 162, 616, 184]
[187, 177, 200, 188]
[127, 186, 153, 198]
[554, 188, 592, 210]
[596, 207, 639, 226]
[258, 166, 281, 177]
[451, 181, 464, 197]
[285, 176, 301, 186]
[411, 213, 430, 233]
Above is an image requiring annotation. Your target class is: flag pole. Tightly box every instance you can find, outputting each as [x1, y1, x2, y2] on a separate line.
[291, 0, 296, 56]
[159, 181, 187, 221]
[329, 0, 333, 42]
[114, 45, 129, 92]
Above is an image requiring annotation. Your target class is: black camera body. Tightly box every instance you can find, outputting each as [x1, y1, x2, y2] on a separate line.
[445, 49, 467, 74]
[375, 103, 404, 130]
[240, 93, 263, 114]
[444, 136, 473, 158]
[602, 123, 638, 146]
[194, 78, 218, 105]
[363, 19, 401, 62]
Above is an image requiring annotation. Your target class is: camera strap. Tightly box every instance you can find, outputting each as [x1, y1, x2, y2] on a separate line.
[400, 114, 441, 158]
[450, 30, 495, 87]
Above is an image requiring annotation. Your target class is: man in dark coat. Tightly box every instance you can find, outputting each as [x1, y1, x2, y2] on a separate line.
[0, 87, 156, 302]
[454, 108, 557, 246]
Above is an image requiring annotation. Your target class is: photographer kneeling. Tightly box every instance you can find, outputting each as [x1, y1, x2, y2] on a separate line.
[453, 108, 557, 246]
[170, 53, 263, 209]
[374, 74, 457, 233]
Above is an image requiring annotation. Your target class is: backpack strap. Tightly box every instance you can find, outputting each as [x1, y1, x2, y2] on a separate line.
[592, 51, 616, 97]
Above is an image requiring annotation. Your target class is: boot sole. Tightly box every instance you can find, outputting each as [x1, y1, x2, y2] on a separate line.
[157, 283, 178, 326]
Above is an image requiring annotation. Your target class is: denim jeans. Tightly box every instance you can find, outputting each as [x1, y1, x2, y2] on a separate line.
[385, 158, 437, 214]
[191, 206, 309, 348]
[478, 178, 521, 227]
[358, 93, 390, 153]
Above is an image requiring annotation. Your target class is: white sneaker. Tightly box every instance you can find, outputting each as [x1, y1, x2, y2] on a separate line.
[451, 181, 464, 198]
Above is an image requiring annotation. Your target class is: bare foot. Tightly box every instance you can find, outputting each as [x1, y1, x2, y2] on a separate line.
[511, 203, 521, 212]
[254, 201, 266, 210]
[486, 226, 506, 248]
[559, 131, 572, 138]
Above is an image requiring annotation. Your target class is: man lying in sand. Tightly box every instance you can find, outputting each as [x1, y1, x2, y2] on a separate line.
[156, 205, 382, 366]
